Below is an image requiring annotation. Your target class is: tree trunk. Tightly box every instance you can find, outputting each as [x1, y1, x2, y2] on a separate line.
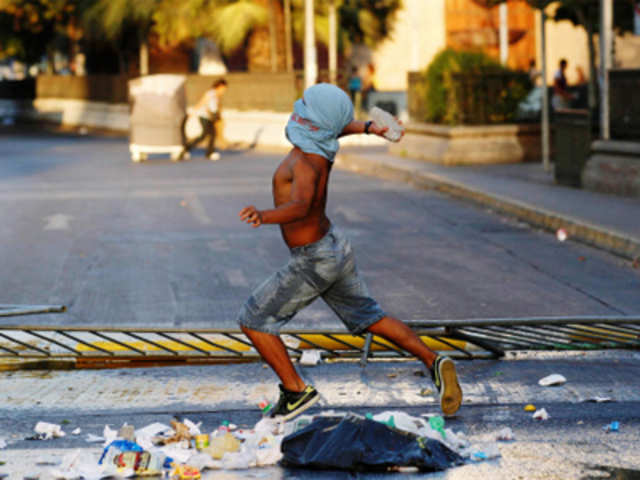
[328, 0, 337, 84]
[576, 6, 597, 112]
[284, 0, 293, 72]
[269, 0, 278, 72]
[139, 34, 149, 76]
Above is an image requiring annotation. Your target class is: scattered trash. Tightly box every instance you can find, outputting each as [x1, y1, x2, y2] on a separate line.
[32, 421, 66, 440]
[281, 335, 301, 349]
[524, 404, 536, 412]
[118, 424, 135, 442]
[532, 408, 550, 421]
[604, 421, 619, 433]
[577, 420, 584, 425]
[299, 349, 322, 366]
[556, 228, 568, 242]
[538, 374, 567, 387]
[419, 388, 433, 397]
[387, 372, 398, 378]
[203, 432, 240, 459]
[469, 444, 501, 462]
[194, 434, 210, 451]
[171, 464, 201, 479]
[583, 396, 613, 403]
[429, 416, 446, 439]
[258, 401, 272, 415]
[0, 438, 6, 449]
[493, 371, 504, 377]
[72, 428, 81, 435]
[78, 126, 89, 135]
[578, 256, 586, 262]
[495, 427, 515, 441]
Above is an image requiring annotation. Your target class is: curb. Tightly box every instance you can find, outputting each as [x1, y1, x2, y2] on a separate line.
[336, 152, 640, 262]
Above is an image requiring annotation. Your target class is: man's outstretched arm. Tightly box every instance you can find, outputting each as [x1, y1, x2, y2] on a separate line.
[339, 120, 389, 138]
[239, 156, 320, 227]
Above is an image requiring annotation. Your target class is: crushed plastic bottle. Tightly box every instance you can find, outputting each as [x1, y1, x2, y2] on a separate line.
[369, 106, 405, 142]
[203, 432, 240, 460]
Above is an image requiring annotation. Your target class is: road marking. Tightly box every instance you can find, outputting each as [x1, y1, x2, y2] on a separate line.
[226, 269, 248, 287]
[44, 213, 73, 231]
[208, 239, 230, 251]
[184, 193, 212, 225]
[334, 206, 370, 223]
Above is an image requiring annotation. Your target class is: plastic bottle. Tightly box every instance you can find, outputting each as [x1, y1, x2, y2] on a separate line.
[203, 432, 241, 460]
[369, 106, 405, 142]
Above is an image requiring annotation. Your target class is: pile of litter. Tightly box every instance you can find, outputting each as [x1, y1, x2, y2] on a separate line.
[13, 410, 511, 478]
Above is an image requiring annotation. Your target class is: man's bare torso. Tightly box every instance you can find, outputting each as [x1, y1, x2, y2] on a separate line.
[273, 147, 331, 248]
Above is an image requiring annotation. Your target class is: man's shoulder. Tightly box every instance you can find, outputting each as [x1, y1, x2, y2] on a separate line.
[291, 148, 329, 173]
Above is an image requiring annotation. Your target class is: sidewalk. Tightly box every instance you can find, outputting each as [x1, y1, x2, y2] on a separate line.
[336, 146, 640, 261]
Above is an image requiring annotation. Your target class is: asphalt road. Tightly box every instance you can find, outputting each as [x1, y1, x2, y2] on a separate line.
[1, 130, 640, 479]
[1, 130, 639, 329]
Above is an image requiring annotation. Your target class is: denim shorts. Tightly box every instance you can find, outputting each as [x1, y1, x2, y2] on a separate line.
[238, 226, 386, 335]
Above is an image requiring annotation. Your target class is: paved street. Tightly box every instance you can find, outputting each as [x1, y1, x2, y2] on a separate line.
[1, 130, 640, 479]
[1, 130, 639, 328]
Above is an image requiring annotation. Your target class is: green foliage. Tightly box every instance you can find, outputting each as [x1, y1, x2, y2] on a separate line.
[0, 0, 77, 63]
[338, 0, 401, 47]
[420, 48, 532, 125]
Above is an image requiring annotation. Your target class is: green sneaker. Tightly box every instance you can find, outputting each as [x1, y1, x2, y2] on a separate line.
[431, 356, 462, 416]
[268, 384, 319, 421]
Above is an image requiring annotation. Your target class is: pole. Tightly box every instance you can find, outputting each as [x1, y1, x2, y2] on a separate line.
[540, 8, 550, 172]
[284, 0, 293, 73]
[328, 0, 337, 84]
[600, 0, 612, 140]
[499, 2, 508, 65]
[269, 0, 278, 73]
[304, 0, 317, 89]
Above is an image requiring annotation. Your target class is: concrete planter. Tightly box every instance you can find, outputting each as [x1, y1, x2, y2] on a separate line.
[582, 140, 640, 197]
[389, 122, 540, 166]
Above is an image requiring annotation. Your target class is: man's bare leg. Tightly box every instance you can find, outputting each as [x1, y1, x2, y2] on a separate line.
[241, 326, 306, 392]
[367, 316, 462, 416]
[366, 316, 437, 369]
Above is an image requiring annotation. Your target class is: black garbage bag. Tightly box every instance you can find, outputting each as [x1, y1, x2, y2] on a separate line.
[280, 414, 464, 472]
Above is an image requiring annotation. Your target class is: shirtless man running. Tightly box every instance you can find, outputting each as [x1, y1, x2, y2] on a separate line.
[238, 83, 462, 420]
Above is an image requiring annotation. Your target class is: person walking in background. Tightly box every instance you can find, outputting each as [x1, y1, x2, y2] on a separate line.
[552, 59, 574, 110]
[183, 78, 227, 161]
[237, 83, 463, 421]
[347, 67, 363, 116]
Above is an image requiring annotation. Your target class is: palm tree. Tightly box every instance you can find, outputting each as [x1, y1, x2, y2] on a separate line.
[83, 0, 159, 74]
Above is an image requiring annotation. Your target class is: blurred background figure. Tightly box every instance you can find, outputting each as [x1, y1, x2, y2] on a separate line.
[348, 67, 362, 116]
[183, 78, 227, 161]
[552, 58, 574, 111]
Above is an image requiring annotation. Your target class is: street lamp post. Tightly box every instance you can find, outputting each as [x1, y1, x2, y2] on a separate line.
[600, 0, 612, 140]
[541, 8, 550, 172]
[328, 0, 337, 84]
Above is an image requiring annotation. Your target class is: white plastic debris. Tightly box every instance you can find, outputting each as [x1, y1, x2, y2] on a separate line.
[469, 443, 501, 462]
[495, 427, 515, 441]
[538, 374, 567, 387]
[183, 418, 202, 436]
[299, 349, 322, 366]
[0, 438, 6, 449]
[72, 428, 82, 435]
[50, 449, 133, 480]
[533, 408, 550, 421]
[85, 433, 104, 443]
[102, 425, 118, 446]
[584, 396, 613, 403]
[556, 228, 568, 242]
[34, 421, 66, 439]
[281, 335, 301, 349]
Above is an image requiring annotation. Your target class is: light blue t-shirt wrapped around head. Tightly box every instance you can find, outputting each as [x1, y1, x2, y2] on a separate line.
[285, 83, 354, 162]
